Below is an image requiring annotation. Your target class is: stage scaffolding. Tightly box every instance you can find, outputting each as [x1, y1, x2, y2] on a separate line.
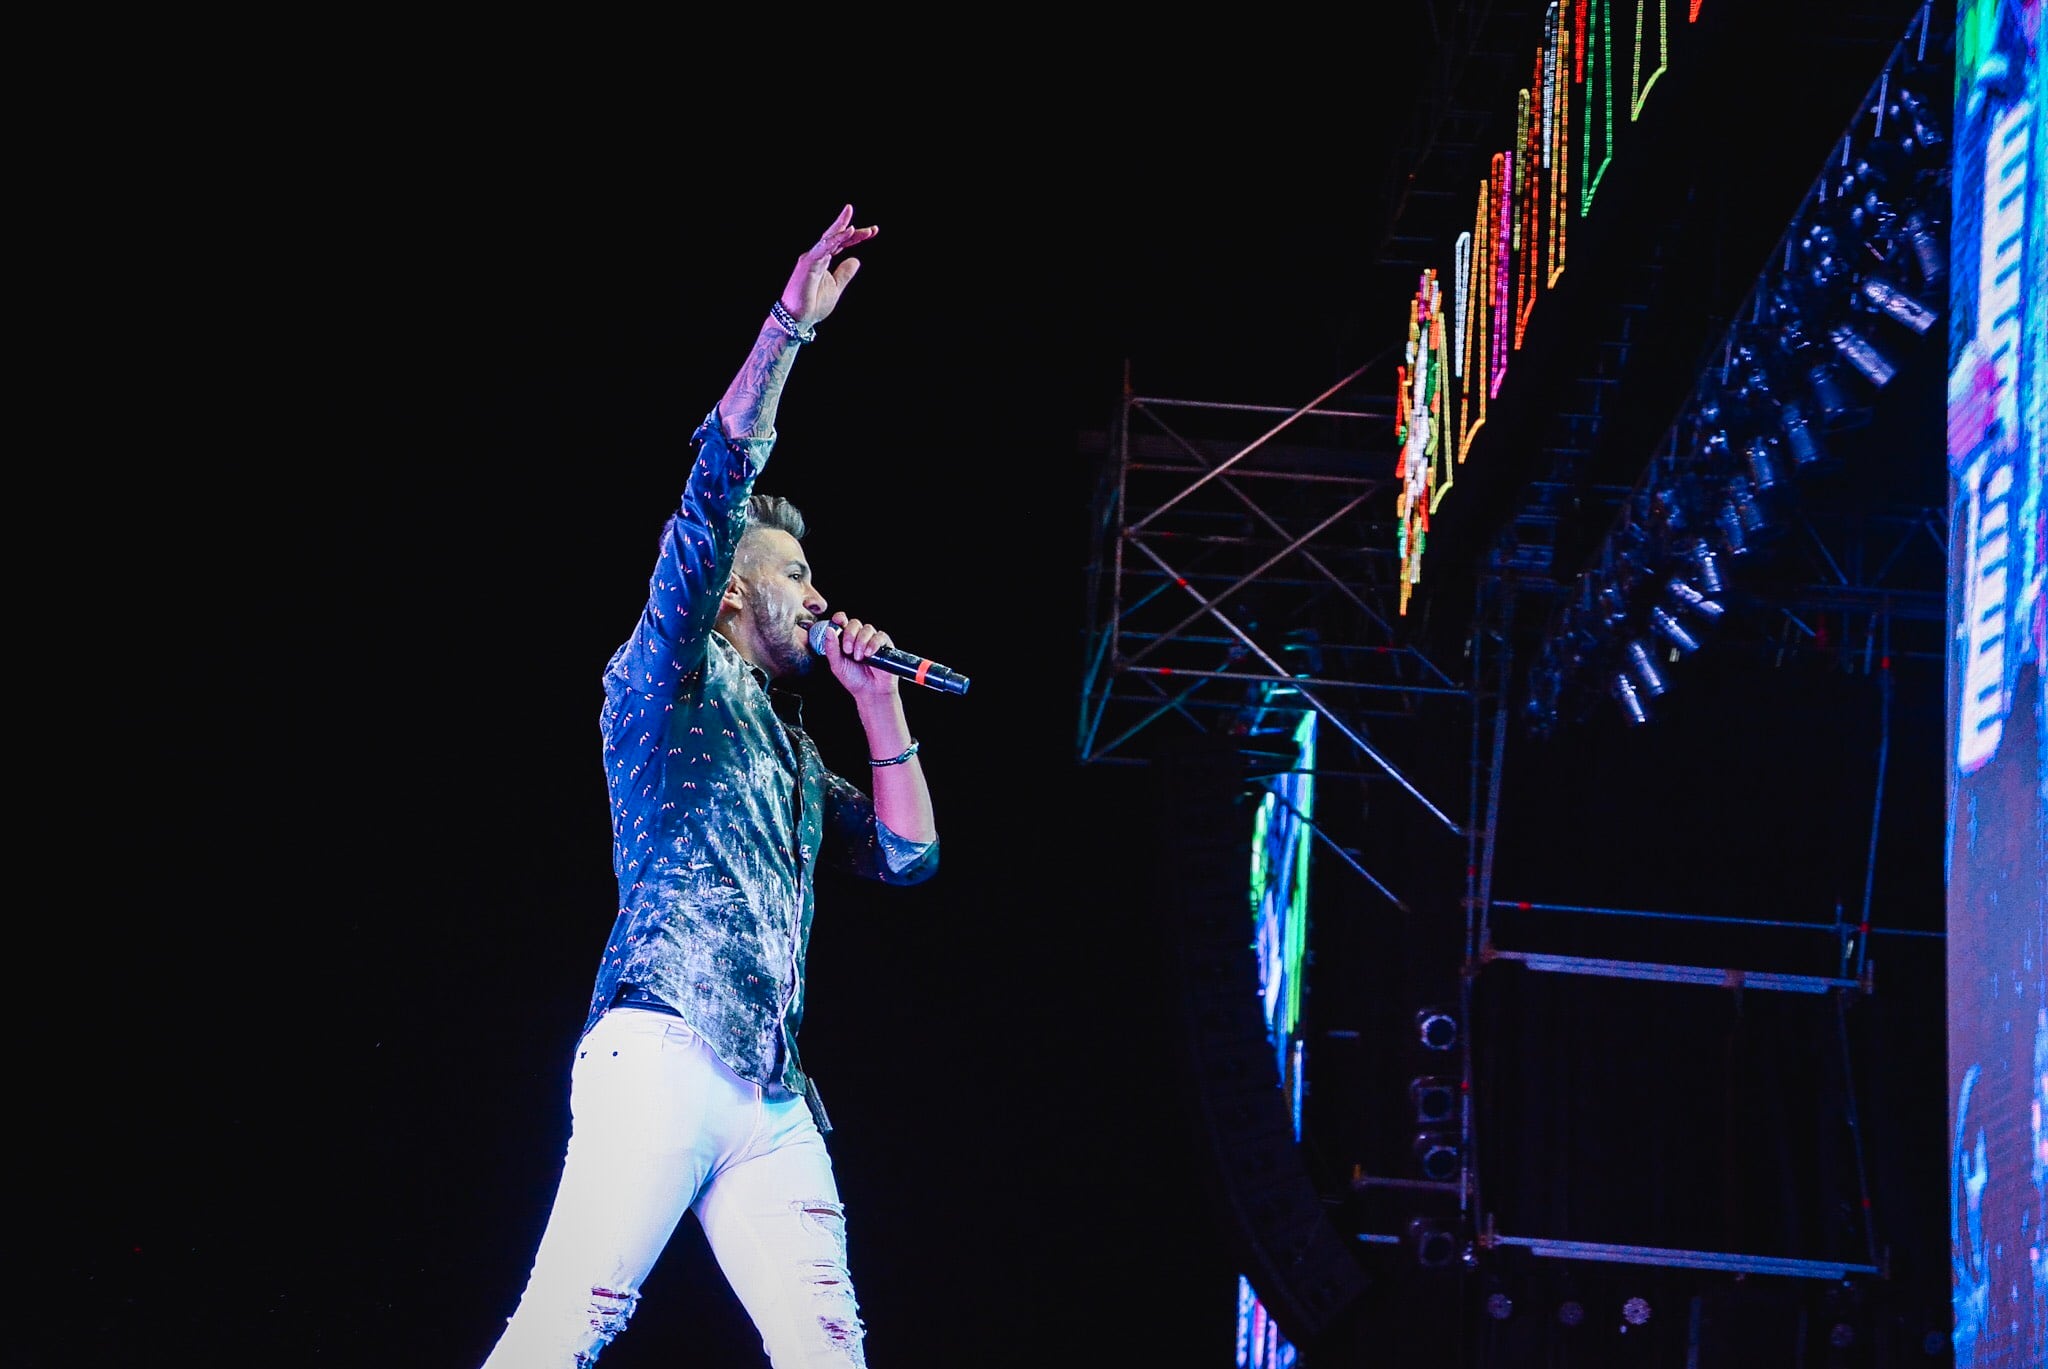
[1077, 5, 1950, 1320]
[1080, 372, 1941, 1304]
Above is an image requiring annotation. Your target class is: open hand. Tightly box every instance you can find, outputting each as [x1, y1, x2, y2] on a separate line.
[780, 205, 878, 331]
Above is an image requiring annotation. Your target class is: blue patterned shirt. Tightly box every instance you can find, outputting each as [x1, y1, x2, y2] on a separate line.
[582, 409, 939, 1132]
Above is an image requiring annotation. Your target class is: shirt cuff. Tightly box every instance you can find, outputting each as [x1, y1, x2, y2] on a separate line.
[876, 821, 936, 876]
[692, 406, 776, 472]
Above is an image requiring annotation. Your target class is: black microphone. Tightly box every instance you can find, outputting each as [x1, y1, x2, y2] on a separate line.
[807, 620, 970, 695]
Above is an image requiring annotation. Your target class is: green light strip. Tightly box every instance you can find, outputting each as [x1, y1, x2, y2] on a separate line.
[1582, 0, 1614, 215]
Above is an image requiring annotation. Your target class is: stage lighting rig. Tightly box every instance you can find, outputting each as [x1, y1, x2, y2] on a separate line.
[1665, 576, 1724, 623]
[1517, 14, 1947, 734]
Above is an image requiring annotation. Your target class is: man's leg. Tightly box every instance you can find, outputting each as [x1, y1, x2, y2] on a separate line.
[481, 1010, 729, 1368]
[693, 1091, 868, 1368]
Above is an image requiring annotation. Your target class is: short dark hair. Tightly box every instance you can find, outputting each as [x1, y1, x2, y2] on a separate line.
[745, 493, 807, 542]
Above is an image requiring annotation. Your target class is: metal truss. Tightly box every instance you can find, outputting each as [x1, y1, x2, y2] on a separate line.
[1078, 361, 1476, 839]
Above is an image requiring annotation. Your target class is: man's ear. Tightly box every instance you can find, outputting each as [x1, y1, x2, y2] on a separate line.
[720, 572, 746, 616]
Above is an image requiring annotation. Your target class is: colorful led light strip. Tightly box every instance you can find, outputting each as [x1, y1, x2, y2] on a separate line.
[1396, 271, 1445, 612]
[1516, 79, 1540, 346]
[1492, 152, 1513, 397]
[1453, 229, 1473, 379]
[1632, 0, 1669, 118]
[1551, 10, 1572, 286]
[1426, 275, 1452, 513]
[1582, 0, 1614, 215]
[1392, 0, 1685, 613]
[1457, 178, 1490, 466]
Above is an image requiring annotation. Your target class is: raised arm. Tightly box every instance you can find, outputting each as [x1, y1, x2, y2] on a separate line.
[717, 204, 878, 440]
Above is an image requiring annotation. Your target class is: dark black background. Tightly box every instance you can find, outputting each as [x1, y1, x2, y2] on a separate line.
[37, 6, 1960, 1366]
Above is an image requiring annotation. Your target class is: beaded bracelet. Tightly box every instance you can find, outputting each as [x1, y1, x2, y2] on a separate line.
[769, 299, 817, 344]
[870, 739, 920, 767]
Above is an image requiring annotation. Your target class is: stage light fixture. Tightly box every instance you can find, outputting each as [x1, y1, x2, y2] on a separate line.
[1888, 83, 1945, 153]
[1613, 670, 1649, 725]
[1798, 220, 1852, 297]
[1730, 340, 1784, 422]
[1859, 240, 1933, 325]
[1649, 605, 1701, 655]
[1412, 1131, 1461, 1182]
[1897, 207, 1944, 285]
[1621, 1296, 1652, 1328]
[1714, 490, 1750, 557]
[1828, 320, 1899, 388]
[1416, 1008, 1459, 1051]
[1775, 396, 1826, 468]
[1666, 577, 1724, 621]
[1804, 356, 1859, 427]
[1728, 473, 1771, 537]
[1697, 411, 1734, 470]
[1684, 537, 1725, 594]
[1649, 476, 1695, 541]
[1596, 580, 1630, 628]
[1410, 1076, 1457, 1125]
[1557, 1299, 1586, 1328]
[1744, 433, 1784, 492]
[1842, 176, 1903, 249]
[1484, 1290, 1514, 1321]
[1625, 637, 1667, 697]
[1855, 271, 1938, 335]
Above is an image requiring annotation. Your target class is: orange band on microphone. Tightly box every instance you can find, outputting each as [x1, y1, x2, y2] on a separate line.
[913, 659, 931, 686]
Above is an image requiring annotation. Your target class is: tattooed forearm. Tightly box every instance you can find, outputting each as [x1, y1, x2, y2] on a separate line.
[717, 321, 800, 440]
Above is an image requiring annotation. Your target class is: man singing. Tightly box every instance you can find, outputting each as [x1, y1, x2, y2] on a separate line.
[479, 203, 939, 1368]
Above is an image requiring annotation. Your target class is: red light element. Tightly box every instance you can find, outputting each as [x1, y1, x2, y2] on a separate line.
[1690, 0, 1704, 20]
[1517, 901, 1532, 909]
[1575, 0, 1589, 81]
[1175, 577, 1188, 587]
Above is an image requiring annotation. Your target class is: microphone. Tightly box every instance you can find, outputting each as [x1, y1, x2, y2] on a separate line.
[807, 620, 970, 695]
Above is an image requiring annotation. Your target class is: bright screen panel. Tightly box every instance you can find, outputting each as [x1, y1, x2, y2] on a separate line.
[1946, 5, 2047, 1365]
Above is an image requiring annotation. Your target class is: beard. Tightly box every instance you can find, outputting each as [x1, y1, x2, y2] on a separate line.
[757, 605, 817, 680]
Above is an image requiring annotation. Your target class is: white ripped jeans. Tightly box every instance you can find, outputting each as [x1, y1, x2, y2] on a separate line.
[480, 1007, 867, 1368]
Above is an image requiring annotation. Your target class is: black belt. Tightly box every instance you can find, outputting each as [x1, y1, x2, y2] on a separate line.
[613, 983, 681, 1016]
